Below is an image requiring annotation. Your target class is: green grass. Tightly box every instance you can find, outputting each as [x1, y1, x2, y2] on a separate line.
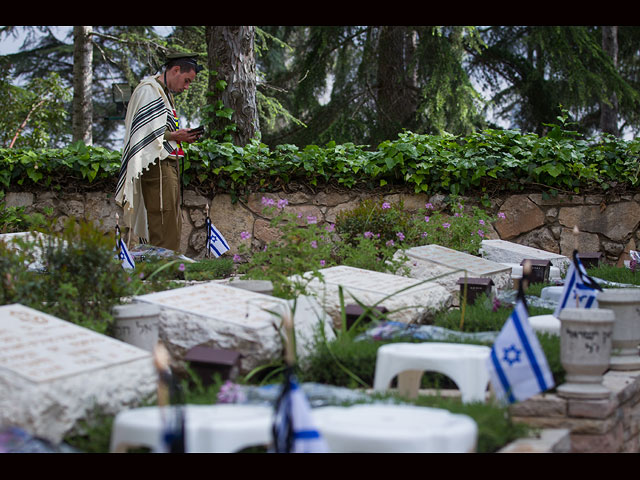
[586, 264, 640, 285]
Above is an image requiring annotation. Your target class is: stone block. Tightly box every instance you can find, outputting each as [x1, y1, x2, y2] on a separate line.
[296, 265, 453, 328]
[509, 394, 567, 418]
[480, 239, 571, 275]
[4, 192, 34, 208]
[398, 244, 512, 300]
[570, 421, 624, 453]
[494, 195, 545, 239]
[558, 202, 640, 243]
[134, 282, 335, 375]
[498, 428, 571, 453]
[0, 304, 156, 443]
[568, 397, 618, 419]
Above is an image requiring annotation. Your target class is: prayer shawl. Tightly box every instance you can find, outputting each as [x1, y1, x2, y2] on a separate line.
[115, 76, 181, 243]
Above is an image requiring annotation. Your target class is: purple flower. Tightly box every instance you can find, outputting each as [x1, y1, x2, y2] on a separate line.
[382, 202, 391, 209]
[421, 232, 428, 238]
[478, 219, 485, 226]
[386, 239, 395, 247]
[307, 215, 317, 224]
[364, 231, 374, 239]
[492, 297, 501, 313]
[178, 263, 185, 272]
[442, 222, 451, 229]
[240, 231, 251, 240]
[424, 216, 430, 223]
[277, 198, 288, 209]
[261, 196, 276, 207]
[396, 232, 405, 241]
[217, 380, 247, 404]
[498, 212, 506, 219]
[325, 223, 335, 232]
[477, 229, 485, 237]
[454, 212, 461, 217]
[320, 259, 326, 267]
[233, 254, 242, 263]
[310, 240, 318, 249]
[425, 202, 434, 210]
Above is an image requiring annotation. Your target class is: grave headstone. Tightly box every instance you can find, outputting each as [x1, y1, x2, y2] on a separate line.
[297, 265, 453, 328]
[521, 259, 551, 284]
[480, 239, 570, 275]
[0, 304, 156, 443]
[457, 277, 494, 305]
[134, 282, 335, 375]
[397, 244, 512, 302]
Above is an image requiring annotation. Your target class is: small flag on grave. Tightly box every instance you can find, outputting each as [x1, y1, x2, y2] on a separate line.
[271, 313, 328, 453]
[553, 250, 602, 318]
[486, 265, 555, 404]
[205, 203, 230, 258]
[115, 215, 135, 270]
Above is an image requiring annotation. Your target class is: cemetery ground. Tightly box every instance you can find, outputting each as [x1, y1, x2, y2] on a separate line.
[1, 197, 640, 453]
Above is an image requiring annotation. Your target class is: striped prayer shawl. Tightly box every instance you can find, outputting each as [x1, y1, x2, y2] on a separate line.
[115, 76, 178, 243]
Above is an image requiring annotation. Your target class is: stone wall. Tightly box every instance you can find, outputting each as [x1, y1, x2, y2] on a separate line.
[508, 369, 640, 453]
[5, 188, 640, 266]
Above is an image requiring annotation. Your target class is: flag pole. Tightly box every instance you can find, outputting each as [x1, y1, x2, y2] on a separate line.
[205, 202, 210, 259]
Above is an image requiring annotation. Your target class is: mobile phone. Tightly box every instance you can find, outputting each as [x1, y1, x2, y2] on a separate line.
[189, 125, 205, 135]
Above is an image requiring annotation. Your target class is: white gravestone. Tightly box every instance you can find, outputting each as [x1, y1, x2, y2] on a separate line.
[480, 239, 570, 275]
[398, 244, 513, 297]
[0, 304, 156, 443]
[297, 265, 453, 328]
[134, 282, 335, 375]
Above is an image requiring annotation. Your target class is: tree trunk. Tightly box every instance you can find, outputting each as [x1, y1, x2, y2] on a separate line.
[205, 26, 259, 146]
[72, 26, 93, 145]
[376, 26, 418, 142]
[600, 26, 619, 137]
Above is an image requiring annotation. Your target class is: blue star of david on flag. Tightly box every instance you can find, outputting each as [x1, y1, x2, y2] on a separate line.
[205, 217, 230, 258]
[486, 299, 555, 404]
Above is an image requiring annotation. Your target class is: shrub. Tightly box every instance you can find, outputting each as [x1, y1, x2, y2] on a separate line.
[1, 218, 133, 335]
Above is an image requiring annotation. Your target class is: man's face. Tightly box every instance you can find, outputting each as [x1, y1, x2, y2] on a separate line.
[168, 66, 196, 94]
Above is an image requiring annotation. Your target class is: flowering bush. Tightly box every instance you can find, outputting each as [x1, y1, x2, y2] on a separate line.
[412, 198, 499, 255]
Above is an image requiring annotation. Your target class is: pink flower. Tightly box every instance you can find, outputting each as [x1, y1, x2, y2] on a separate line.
[425, 202, 434, 210]
[442, 222, 451, 229]
[240, 231, 251, 240]
[320, 259, 326, 267]
[386, 239, 395, 247]
[454, 212, 461, 217]
[261, 196, 275, 207]
[277, 198, 289, 209]
[325, 223, 335, 232]
[396, 232, 405, 241]
[479, 219, 485, 225]
[364, 231, 374, 239]
[425, 216, 430, 223]
[477, 229, 485, 237]
[233, 254, 242, 262]
[310, 240, 318, 249]
[498, 212, 506, 219]
[307, 215, 317, 224]
[421, 232, 428, 238]
[382, 202, 391, 209]
[178, 263, 185, 272]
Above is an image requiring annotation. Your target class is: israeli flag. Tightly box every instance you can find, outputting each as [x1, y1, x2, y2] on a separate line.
[116, 237, 135, 270]
[553, 256, 598, 317]
[206, 217, 230, 258]
[487, 299, 555, 404]
[272, 375, 329, 453]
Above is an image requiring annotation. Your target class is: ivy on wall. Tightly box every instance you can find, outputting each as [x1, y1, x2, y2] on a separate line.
[1, 121, 639, 202]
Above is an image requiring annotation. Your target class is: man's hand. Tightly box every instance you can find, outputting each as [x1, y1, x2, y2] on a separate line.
[169, 128, 202, 143]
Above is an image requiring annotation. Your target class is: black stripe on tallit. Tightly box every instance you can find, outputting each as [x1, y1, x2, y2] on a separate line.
[116, 125, 166, 195]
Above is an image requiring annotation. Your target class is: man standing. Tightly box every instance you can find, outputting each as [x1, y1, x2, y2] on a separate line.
[115, 53, 203, 251]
